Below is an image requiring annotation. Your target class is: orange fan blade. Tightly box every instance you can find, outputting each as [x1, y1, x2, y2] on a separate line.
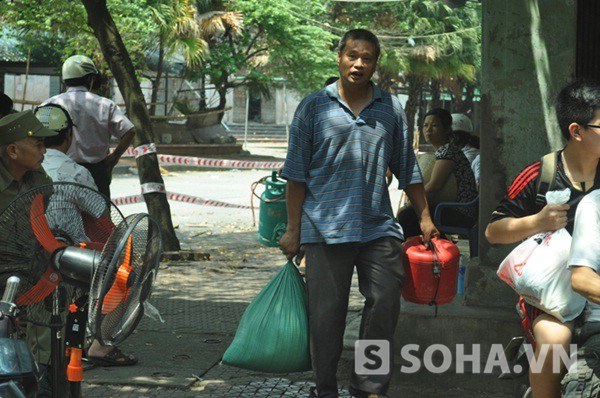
[82, 213, 115, 243]
[30, 194, 67, 254]
[102, 234, 133, 314]
[16, 265, 62, 306]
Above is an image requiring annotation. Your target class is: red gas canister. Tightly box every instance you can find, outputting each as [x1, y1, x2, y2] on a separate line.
[401, 236, 460, 305]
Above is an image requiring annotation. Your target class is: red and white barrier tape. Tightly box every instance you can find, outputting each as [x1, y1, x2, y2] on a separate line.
[112, 191, 252, 209]
[117, 146, 283, 170]
[120, 143, 157, 158]
[156, 154, 284, 170]
[141, 182, 166, 194]
[134, 143, 157, 158]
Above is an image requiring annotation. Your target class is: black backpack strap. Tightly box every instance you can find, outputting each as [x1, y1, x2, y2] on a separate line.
[535, 151, 559, 207]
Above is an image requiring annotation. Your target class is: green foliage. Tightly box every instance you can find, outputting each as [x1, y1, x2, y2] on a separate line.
[0, 0, 156, 76]
[187, 0, 337, 97]
[149, 0, 208, 68]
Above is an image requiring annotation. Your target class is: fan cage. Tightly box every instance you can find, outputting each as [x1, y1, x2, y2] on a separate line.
[88, 213, 162, 346]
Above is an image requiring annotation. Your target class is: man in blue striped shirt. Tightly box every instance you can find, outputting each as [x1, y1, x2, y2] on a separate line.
[279, 29, 437, 398]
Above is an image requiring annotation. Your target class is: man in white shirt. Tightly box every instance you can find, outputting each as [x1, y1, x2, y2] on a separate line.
[564, 190, 600, 395]
[569, 190, 600, 323]
[42, 55, 135, 198]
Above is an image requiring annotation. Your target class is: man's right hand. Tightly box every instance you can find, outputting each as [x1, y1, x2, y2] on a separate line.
[536, 203, 570, 231]
[278, 228, 301, 261]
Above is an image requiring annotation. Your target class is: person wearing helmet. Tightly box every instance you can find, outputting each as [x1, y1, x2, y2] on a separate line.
[33, 104, 138, 368]
[35, 104, 97, 190]
[41, 55, 136, 198]
[450, 113, 480, 187]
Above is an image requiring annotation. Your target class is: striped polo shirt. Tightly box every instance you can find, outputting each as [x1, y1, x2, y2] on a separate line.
[281, 81, 422, 245]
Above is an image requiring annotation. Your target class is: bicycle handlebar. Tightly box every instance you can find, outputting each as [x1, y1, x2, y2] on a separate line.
[1, 276, 20, 305]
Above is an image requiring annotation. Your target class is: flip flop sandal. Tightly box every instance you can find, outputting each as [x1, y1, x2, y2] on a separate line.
[88, 346, 138, 367]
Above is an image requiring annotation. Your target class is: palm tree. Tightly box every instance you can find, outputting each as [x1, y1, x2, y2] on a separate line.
[148, 0, 208, 116]
[430, 53, 476, 109]
[193, 2, 243, 115]
[401, 45, 438, 137]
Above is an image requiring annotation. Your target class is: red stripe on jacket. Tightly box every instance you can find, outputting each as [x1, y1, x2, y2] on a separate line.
[508, 162, 541, 200]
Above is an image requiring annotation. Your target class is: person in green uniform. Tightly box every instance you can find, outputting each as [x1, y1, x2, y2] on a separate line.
[0, 110, 57, 397]
[0, 110, 55, 210]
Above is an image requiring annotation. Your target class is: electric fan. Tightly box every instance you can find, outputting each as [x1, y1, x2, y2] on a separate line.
[2, 182, 162, 339]
[0, 182, 162, 396]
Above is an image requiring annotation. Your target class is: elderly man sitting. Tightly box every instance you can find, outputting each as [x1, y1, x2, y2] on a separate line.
[0, 110, 57, 397]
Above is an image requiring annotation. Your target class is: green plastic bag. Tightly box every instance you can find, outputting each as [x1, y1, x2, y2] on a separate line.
[222, 261, 311, 373]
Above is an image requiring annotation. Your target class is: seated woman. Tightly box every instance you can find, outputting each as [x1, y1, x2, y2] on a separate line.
[397, 108, 478, 238]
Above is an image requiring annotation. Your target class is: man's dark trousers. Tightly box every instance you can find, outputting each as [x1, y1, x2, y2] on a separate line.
[79, 159, 110, 198]
[304, 236, 404, 398]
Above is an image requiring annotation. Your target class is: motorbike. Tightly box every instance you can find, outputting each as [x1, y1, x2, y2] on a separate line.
[499, 297, 533, 398]
[0, 276, 39, 398]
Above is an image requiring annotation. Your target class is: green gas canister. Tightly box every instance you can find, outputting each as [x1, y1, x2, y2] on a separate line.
[257, 171, 287, 247]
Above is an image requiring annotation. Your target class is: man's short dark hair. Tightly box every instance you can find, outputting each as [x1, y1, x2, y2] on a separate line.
[556, 79, 600, 141]
[44, 128, 69, 148]
[0, 93, 13, 118]
[337, 29, 381, 60]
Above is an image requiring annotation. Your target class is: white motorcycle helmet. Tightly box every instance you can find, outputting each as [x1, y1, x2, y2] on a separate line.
[62, 55, 99, 81]
[451, 113, 474, 133]
[34, 104, 74, 133]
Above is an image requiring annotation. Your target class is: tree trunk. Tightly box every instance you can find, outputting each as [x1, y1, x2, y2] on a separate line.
[216, 77, 228, 123]
[81, 0, 180, 251]
[430, 79, 442, 109]
[198, 75, 207, 112]
[457, 81, 475, 114]
[446, 77, 463, 111]
[149, 42, 165, 117]
[405, 75, 425, 137]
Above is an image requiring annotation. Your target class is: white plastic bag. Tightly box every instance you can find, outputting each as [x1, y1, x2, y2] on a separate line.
[496, 188, 585, 322]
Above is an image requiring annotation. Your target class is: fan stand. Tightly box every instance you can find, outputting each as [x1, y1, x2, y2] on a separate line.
[63, 295, 88, 398]
[50, 289, 68, 398]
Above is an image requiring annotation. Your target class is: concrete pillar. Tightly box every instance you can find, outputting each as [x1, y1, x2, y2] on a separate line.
[232, 87, 247, 124]
[261, 93, 277, 124]
[467, 0, 576, 307]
